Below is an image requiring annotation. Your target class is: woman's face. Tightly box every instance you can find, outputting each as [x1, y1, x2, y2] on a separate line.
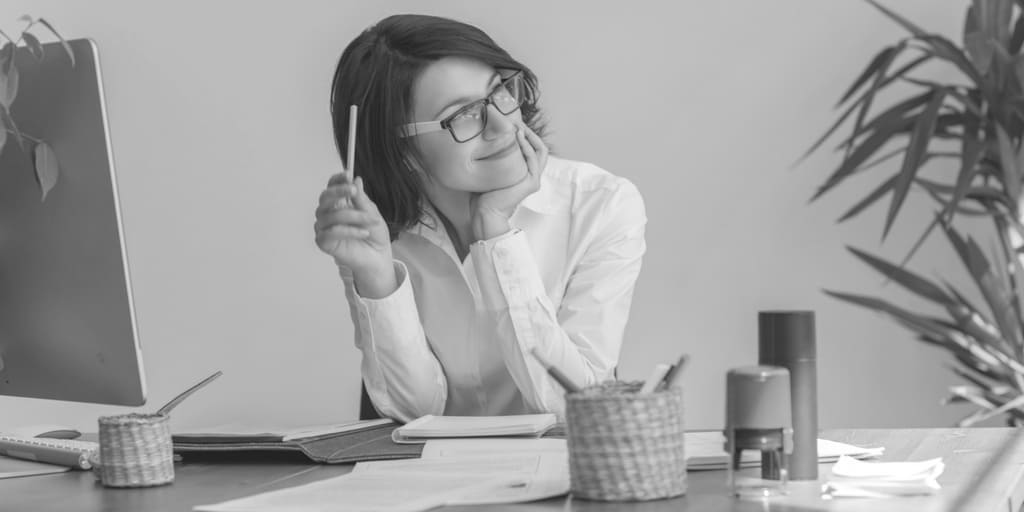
[408, 57, 529, 194]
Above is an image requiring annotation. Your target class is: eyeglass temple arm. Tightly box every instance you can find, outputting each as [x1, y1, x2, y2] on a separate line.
[398, 121, 447, 138]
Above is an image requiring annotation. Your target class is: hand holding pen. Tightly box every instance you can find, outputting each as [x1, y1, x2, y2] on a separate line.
[313, 105, 396, 296]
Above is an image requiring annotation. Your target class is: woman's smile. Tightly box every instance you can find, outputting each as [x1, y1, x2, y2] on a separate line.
[477, 138, 518, 161]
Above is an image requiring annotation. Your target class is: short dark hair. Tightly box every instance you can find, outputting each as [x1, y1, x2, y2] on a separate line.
[330, 14, 547, 240]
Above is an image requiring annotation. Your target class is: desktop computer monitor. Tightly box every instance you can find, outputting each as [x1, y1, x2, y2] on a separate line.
[0, 38, 147, 406]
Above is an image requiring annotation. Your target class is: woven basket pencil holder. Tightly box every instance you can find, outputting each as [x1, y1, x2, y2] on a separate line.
[566, 381, 686, 501]
[96, 413, 175, 488]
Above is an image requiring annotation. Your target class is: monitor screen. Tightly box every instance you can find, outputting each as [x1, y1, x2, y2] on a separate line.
[0, 38, 147, 406]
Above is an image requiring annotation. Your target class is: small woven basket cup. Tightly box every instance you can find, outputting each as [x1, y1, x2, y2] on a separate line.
[96, 413, 174, 488]
[566, 381, 686, 501]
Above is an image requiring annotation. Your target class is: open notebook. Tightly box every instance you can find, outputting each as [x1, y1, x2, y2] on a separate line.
[172, 419, 422, 464]
[392, 414, 557, 444]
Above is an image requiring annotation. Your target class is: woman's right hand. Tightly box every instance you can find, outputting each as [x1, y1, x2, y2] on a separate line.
[314, 173, 394, 289]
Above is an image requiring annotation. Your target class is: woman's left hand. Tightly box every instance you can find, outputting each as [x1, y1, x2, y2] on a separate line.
[471, 124, 548, 240]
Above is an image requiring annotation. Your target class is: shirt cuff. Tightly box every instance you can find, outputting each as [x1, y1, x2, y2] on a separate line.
[346, 260, 423, 346]
[470, 229, 547, 311]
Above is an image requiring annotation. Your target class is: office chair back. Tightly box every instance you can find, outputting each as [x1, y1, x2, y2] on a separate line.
[359, 382, 381, 420]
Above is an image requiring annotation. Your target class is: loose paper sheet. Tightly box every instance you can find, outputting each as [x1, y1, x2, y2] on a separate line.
[193, 471, 514, 512]
[354, 453, 569, 505]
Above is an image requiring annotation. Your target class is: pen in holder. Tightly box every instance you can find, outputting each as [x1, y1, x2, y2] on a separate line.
[95, 370, 222, 488]
[565, 381, 687, 501]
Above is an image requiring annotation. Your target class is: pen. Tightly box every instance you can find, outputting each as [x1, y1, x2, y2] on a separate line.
[529, 348, 582, 393]
[346, 104, 357, 182]
[337, 104, 358, 209]
[639, 363, 672, 394]
[658, 354, 689, 391]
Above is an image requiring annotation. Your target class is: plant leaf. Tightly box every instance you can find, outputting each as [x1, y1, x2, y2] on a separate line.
[1, 43, 14, 75]
[948, 385, 999, 412]
[836, 46, 897, 108]
[1016, 55, 1024, 96]
[945, 280, 990, 328]
[835, 89, 935, 151]
[883, 88, 948, 240]
[951, 364, 1010, 395]
[864, 0, 928, 37]
[0, 115, 6, 154]
[989, 214, 1024, 341]
[897, 209, 943, 267]
[22, 32, 43, 62]
[940, 221, 1024, 350]
[1011, 7, 1024, 54]
[857, 145, 907, 174]
[846, 245, 954, 304]
[964, 4, 996, 76]
[0, 64, 19, 108]
[796, 48, 929, 167]
[0, 105, 24, 151]
[991, 0, 1013, 47]
[838, 174, 898, 223]
[831, 294, 1018, 378]
[945, 87, 984, 117]
[823, 289, 950, 339]
[36, 18, 74, 67]
[812, 115, 916, 201]
[918, 184, 992, 216]
[32, 141, 58, 201]
[946, 115, 984, 223]
[996, 124, 1022, 213]
[962, 393, 1024, 426]
[915, 35, 986, 88]
[916, 179, 1011, 211]
[847, 42, 906, 162]
[947, 302, 1015, 358]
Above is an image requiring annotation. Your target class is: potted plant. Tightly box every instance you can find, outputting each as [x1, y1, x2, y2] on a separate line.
[0, 15, 74, 200]
[805, 0, 1024, 426]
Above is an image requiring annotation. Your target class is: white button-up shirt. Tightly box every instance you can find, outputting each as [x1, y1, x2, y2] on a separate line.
[340, 156, 647, 422]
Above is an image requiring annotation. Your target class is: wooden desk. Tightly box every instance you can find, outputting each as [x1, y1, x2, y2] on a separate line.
[2, 428, 1023, 512]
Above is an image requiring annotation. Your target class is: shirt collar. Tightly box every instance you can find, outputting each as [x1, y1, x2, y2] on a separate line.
[516, 170, 559, 215]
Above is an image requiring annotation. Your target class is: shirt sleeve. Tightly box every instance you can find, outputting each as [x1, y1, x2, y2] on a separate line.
[340, 261, 447, 422]
[470, 178, 647, 418]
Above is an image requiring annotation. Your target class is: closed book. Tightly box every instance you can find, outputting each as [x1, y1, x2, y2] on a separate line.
[392, 414, 557, 444]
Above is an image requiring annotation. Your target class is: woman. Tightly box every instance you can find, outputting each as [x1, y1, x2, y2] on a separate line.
[314, 14, 646, 422]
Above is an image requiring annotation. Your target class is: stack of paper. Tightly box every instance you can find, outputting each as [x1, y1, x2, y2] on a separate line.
[823, 455, 945, 498]
[391, 414, 556, 443]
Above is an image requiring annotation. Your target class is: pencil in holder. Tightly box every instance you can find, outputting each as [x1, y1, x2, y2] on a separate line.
[96, 413, 175, 487]
[565, 381, 687, 501]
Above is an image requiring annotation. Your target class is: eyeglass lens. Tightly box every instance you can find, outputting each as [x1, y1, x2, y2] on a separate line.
[448, 75, 525, 142]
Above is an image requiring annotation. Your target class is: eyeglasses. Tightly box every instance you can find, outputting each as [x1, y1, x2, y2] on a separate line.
[399, 71, 526, 143]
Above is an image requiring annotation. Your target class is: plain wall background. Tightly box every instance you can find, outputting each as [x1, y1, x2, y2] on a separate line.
[0, 1, 985, 432]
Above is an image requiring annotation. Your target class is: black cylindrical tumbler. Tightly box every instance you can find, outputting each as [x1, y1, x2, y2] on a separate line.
[758, 311, 818, 480]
